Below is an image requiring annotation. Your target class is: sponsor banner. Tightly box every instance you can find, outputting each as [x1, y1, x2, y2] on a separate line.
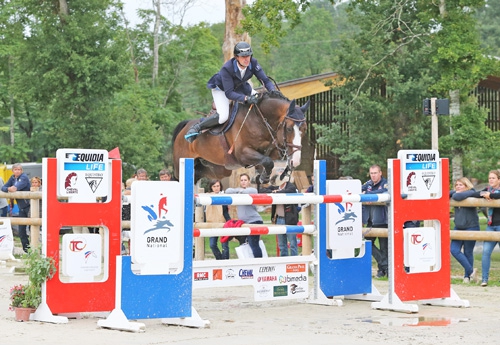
[56, 149, 109, 200]
[192, 262, 309, 301]
[62, 234, 102, 279]
[398, 150, 440, 199]
[131, 181, 183, 271]
[404, 227, 437, 273]
[0, 219, 15, 260]
[327, 180, 362, 257]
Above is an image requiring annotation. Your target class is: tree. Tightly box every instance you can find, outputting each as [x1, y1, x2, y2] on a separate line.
[244, 0, 499, 180]
[3, 0, 130, 161]
[476, 0, 500, 57]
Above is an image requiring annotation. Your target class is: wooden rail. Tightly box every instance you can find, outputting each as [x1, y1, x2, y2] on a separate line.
[2, 190, 500, 255]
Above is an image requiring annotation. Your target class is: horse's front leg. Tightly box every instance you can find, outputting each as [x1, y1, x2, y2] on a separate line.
[258, 157, 274, 184]
[239, 148, 274, 184]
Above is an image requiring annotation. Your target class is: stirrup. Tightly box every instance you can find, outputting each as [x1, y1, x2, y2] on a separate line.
[184, 131, 198, 143]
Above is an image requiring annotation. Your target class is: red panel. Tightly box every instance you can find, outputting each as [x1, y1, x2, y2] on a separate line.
[392, 159, 450, 301]
[45, 158, 122, 313]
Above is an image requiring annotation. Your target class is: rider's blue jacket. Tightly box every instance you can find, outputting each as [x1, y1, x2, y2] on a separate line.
[361, 177, 389, 227]
[207, 57, 275, 103]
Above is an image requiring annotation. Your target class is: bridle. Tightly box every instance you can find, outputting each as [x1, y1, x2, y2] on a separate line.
[253, 102, 306, 162]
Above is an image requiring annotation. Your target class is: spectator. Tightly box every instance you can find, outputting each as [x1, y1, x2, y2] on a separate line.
[361, 164, 389, 278]
[205, 180, 231, 259]
[124, 177, 136, 196]
[226, 173, 263, 258]
[136, 168, 148, 181]
[2, 163, 31, 252]
[159, 169, 172, 181]
[30, 176, 43, 218]
[259, 169, 299, 256]
[450, 177, 479, 283]
[471, 169, 500, 287]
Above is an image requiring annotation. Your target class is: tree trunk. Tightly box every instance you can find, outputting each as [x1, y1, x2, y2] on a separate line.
[152, 0, 161, 86]
[438, 0, 463, 182]
[59, 0, 69, 15]
[9, 57, 14, 145]
[223, 0, 249, 62]
[449, 89, 463, 181]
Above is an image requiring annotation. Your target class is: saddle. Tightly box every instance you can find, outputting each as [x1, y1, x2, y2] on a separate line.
[206, 102, 240, 136]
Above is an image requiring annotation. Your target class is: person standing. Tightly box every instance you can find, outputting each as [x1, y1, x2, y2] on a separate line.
[259, 170, 299, 256]
[225, 173, 263, 258]
[184, 41, 275, 142]
[362, 164, 389, 278]
[0, 177, 9, 217]
[205, 180, 231, 260]
[471, 169, 500, 286]
[450, 177, 479, 283]
[2, 163, 31, 252]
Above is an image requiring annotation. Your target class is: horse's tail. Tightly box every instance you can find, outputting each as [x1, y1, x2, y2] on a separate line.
[172, 120, 190, 147]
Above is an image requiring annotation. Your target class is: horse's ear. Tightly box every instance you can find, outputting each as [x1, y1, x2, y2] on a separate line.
[287, 99, 296, 115]
[300, 100, 311, 113]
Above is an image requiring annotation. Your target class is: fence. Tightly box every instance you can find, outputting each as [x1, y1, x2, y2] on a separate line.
[2, 191, 500, 255]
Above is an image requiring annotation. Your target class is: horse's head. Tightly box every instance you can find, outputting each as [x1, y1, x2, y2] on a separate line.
[282, 99, 309, 168]
[255, 91, 309, 169]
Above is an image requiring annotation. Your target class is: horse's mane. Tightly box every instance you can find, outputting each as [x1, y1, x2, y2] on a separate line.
[259, 90, 290, 102]
[258, 90, 306, 122]
[172, 120, 190, 147]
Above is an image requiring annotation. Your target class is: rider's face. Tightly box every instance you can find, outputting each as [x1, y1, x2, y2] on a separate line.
[235, 55, 251, 68]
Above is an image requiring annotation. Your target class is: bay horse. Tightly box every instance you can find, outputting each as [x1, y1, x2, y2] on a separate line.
[172, 90, 309, 184]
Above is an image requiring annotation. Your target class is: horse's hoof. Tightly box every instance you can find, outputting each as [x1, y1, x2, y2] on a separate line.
[259, 175, 269, 184]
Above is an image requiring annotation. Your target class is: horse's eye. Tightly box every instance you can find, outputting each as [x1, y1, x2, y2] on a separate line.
[286, 126, 293, 133]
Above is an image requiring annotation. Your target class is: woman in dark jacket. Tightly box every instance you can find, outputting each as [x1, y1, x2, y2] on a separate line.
[471, 169, 500, 286]
[450, 177, 479, 283]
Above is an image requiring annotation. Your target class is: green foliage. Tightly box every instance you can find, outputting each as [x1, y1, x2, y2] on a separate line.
[476, 0, 500, 57]
[1, 0, 500, 180]
[440, 97, 491, 154]
[11, 247, 57, 309]
[310, 0, 497, 178]
[0, 142, 31, 163]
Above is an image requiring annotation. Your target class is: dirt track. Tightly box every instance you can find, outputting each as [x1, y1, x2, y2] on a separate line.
[1, 259, 499, 345]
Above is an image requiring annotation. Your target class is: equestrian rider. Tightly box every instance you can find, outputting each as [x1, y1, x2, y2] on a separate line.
[184, 41, 276, 143]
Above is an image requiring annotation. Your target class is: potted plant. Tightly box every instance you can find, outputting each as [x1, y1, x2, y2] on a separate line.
[9, 247, 56, 321]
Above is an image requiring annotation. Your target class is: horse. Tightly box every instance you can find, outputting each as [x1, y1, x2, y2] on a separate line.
[172, 90, 309, 184]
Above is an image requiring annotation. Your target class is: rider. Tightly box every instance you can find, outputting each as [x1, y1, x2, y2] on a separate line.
[184, 41, 276, 143]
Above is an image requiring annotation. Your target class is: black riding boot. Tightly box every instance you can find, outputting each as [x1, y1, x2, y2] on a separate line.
[184, 113, 220, 143]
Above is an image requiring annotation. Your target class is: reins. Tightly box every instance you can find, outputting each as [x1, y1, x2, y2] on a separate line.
[228, 92, 306, 161]
[252, 102, 291, 160]
[228, 104, 253, 154]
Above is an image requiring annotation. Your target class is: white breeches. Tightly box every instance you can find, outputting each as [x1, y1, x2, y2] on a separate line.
[212, 89, 230, 123]
[212, 87, 257, 123]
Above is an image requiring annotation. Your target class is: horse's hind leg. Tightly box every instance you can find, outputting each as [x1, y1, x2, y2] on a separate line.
[195, 160, 231, 183]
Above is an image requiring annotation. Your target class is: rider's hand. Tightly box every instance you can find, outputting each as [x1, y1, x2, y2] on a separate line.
[246, 94, 259, 105]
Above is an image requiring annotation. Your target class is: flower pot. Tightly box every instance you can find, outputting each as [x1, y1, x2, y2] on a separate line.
[14, 307, 36, 322]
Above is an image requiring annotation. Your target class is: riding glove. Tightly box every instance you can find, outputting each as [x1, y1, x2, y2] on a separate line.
[246, 94, 259, 105]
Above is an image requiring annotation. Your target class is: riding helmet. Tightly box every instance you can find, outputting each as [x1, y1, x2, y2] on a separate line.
[234, 42, 253, 57]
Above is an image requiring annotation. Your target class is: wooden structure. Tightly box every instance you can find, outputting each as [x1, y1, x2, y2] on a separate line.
[272, 72, 500, 178]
